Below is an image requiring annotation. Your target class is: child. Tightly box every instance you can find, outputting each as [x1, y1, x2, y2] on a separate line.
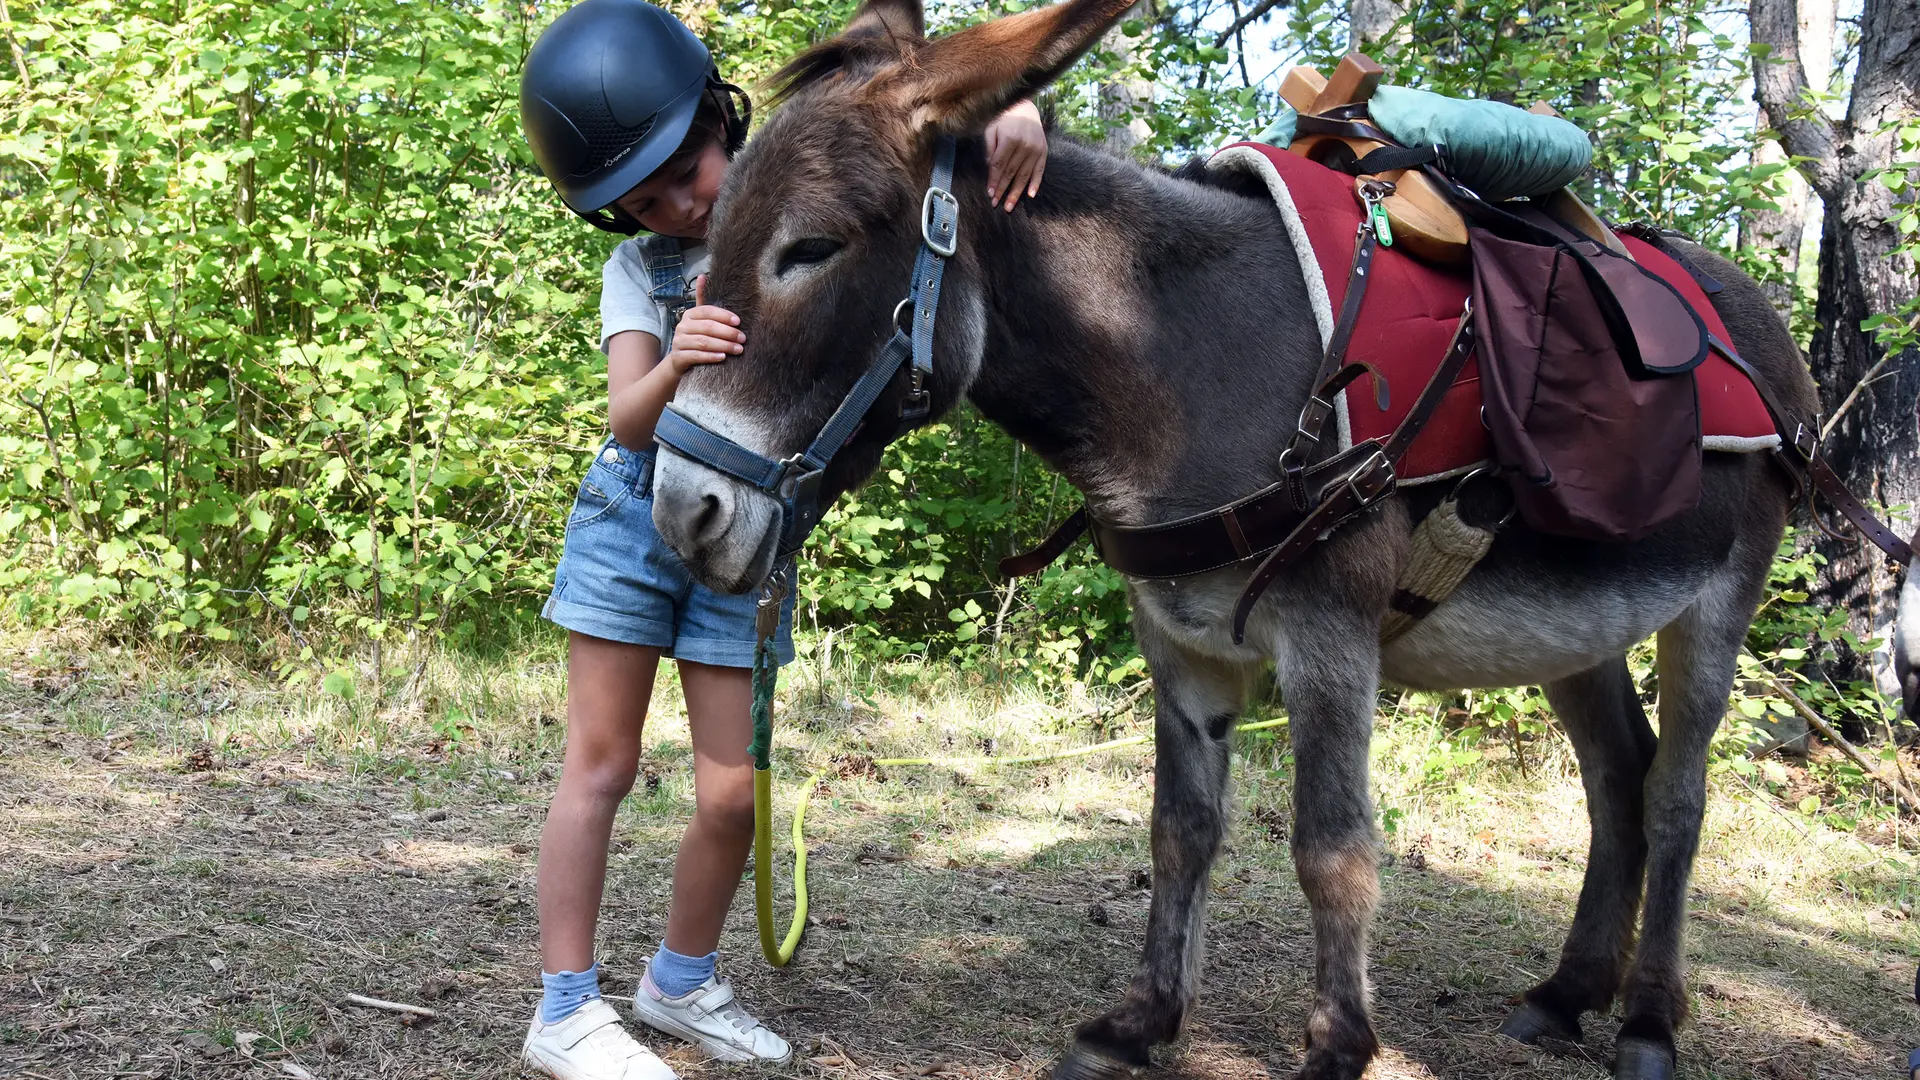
[517, 2, 1049, 1077]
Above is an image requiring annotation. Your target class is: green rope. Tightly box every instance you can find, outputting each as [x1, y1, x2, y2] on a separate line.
[749, 628, 777, 772]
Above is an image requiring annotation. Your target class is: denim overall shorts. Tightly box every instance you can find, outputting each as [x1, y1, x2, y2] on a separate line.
[543, 437, 796, 668]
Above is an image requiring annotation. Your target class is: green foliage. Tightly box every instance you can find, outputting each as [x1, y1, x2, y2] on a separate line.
[1, 0, 603, 671]
[1861, 116, 1920, 360]
[800, 409, 1135, 685]
[0, 0, 1904, 701]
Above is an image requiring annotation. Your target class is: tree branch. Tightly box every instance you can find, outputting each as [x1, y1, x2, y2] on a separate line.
[1747, 653, 1920, 815]
[1749, 0, 1845, 199]
[1213, 0, 1286, 47]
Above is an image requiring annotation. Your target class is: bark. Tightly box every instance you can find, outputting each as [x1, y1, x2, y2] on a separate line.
[1096, 0, 1154, 154]
[1350, 0, 1409, 49]
[1739, 0, 1832, 317]
[1752, 0, 1920, 694]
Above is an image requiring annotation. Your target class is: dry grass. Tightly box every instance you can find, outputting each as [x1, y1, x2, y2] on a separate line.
[2, 627, 1917, 1080]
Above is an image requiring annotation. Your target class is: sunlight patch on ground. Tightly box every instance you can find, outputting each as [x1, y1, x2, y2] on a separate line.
[967, 818, 1089, 860]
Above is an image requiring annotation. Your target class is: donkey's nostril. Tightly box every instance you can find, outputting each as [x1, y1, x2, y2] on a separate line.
[695, 492, 724, 541]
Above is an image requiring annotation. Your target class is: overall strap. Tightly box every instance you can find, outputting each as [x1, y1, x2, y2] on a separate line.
[640, 233, 694, 352]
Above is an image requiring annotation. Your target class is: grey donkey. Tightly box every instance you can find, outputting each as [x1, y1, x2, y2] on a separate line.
[644, 0, 1825, 1076]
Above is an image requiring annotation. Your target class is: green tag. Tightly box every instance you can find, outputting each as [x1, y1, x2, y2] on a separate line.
[1370, 202, 1394, 248]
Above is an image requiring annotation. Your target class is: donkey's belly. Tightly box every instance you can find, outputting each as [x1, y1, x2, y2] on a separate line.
[1379, 555, 1710, 690]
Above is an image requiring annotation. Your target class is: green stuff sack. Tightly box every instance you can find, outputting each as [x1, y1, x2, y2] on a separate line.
[1368, 85, 1591, 200]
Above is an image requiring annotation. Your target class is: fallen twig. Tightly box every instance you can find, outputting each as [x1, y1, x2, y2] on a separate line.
[343, 993, 437, 1019]
[1750, 661, 1920, 814]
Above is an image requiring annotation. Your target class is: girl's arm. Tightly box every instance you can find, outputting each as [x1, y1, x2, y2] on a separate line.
[607, 278, 744, 448]
[985, 99, 1048, 212]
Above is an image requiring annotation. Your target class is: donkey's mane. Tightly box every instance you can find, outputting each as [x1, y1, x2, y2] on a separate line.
[764, 33, 909, 107]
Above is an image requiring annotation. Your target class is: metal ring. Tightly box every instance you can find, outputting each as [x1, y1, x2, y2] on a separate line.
[892, 297, 914, 333]
[1453, 465, 1517, 529]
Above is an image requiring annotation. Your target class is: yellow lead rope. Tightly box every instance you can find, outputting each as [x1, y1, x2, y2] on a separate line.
[751, 716, 1292, 967]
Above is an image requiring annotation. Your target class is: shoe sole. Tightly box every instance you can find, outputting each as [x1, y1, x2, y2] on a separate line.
[629, 996, 792, 1065]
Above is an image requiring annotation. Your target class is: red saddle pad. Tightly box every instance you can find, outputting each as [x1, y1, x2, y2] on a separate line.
[1212, 142, 1777, 483]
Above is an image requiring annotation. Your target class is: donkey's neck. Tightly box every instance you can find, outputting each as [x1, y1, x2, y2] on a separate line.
[960, 139, 1324, 526]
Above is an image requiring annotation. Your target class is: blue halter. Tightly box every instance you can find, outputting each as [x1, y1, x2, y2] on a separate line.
[652, 136, 960, 560]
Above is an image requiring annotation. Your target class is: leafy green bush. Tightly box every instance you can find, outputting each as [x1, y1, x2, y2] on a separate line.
[0, 0, 1866, 698]
[1, 0, 604, 665]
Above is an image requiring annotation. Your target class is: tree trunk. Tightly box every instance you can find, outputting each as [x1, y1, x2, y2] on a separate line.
[1752, 0, 1920, 696]
[1096, 0, 1154, 153]
[1350, 0, 1409, 49]
[1739, 0, 1832, 318]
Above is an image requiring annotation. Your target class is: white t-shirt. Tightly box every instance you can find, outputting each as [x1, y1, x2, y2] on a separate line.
[598, 237, 712, 355]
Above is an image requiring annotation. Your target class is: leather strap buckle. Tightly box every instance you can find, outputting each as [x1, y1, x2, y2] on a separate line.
[1790, 422, 1818, 462]
[1346, 448, 1396, 507]
[1295, 396, 1333, 444]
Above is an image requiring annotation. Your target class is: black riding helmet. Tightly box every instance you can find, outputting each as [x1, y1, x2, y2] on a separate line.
[520, 0, 749, 234]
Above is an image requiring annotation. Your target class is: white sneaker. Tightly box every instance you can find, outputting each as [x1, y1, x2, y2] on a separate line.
[631, 961, 792, 1064]
[522, 998, 679, 1080]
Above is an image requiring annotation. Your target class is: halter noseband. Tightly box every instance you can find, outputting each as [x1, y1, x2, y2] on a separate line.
[651, 136, 960, 561]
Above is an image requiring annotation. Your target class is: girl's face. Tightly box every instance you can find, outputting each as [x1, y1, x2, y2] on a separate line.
[614, 139, 729, 240]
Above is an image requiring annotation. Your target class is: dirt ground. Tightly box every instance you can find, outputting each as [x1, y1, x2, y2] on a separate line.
[3, 651, 1918, 1080]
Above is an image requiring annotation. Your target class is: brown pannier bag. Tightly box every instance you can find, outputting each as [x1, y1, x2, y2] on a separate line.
[1464, 202, 1711, 542]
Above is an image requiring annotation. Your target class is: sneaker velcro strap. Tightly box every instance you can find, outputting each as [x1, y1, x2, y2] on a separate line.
[557, 1001, 625, 1051]
[688, 981, 735, 1019]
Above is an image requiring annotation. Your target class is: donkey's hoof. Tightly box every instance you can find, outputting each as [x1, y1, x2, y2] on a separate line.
[1612, 1036, 1676, 1080]
[1498, 1001, 1582, 1045]
[1050, 1045, 1138, 1080]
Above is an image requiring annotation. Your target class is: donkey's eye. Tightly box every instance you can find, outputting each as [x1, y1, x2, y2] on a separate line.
[775, 237, 844, 277]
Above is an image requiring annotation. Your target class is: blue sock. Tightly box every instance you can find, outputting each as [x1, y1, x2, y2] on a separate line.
[650, 943, 717, 998]
[540, 964, 602, 1025]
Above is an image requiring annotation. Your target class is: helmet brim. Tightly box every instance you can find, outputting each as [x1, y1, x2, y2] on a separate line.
[567, 70, 710, 216]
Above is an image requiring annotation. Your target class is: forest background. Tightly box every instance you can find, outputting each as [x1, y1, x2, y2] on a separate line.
[2, 0, 1917, 750]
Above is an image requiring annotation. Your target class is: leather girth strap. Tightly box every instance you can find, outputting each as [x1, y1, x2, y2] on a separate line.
[997, 307, 1477, 645]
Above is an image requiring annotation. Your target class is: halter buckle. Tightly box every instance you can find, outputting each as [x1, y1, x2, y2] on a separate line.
[921, 186, 960, 258]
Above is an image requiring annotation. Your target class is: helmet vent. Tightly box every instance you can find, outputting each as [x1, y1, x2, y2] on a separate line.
[565, 94, 657, 179]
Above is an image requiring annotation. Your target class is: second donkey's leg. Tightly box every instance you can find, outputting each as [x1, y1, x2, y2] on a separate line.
[1060, 625, 1251, 1079]
[1502, 656, 1657, 1044]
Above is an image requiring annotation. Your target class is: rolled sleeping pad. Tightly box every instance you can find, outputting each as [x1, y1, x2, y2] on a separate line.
[1367, 84, 1592, 200]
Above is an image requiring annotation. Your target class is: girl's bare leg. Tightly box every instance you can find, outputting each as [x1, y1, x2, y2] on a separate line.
[538, 632, 663, 974]
[662, 658, 757, 955]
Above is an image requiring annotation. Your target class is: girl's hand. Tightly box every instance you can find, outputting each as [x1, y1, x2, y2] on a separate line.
[662, 275, 744, 377]
[985, 99, 1047, 212]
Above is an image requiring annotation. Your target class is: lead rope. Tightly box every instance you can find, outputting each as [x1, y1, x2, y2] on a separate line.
[749, 567, 814, 967]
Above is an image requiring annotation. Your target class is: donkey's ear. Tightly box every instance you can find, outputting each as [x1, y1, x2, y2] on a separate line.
[842, 0, 925, 47]
[870, 0, 1137, 133]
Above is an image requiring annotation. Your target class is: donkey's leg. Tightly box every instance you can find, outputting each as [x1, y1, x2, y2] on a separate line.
[1612, 534, 1776, 1080]
[1284, 629, 1386, 1080]
[1501, 657, 1657, 1045]
[1058, 628, 1252, 1080]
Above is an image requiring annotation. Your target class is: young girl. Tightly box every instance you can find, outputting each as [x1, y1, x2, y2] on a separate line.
[517, 3, 1049, 1078]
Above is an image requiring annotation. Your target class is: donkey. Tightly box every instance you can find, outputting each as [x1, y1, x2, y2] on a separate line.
[646, 1, 1820, 1076]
